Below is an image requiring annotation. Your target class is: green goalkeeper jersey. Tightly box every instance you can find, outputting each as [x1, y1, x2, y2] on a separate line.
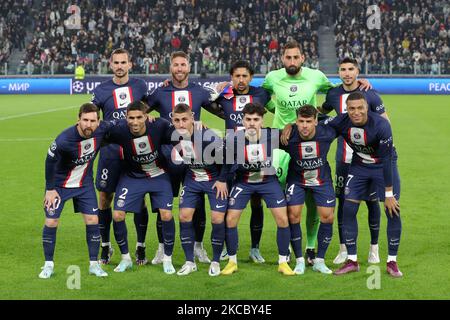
[262, 67, 334, 128]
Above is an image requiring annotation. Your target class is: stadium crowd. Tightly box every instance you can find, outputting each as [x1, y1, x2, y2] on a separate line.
[0, 0, 29, 66]
[3, 0, 449, 75]
[334, 0, 450, 74]
[18, 0, 322, 75]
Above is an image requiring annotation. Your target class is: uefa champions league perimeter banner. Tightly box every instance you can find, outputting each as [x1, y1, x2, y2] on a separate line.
[0, 76, 449, 95]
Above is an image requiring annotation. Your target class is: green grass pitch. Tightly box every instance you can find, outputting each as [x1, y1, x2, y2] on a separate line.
[0, 94, 449, 300]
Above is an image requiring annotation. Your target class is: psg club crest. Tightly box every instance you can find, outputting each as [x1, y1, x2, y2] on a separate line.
[305, 146, 313, 153]
[139, 142, 147, 149]
[119, 92, 127, 100]
[344, 187, 350, 195]
[229, 197, 236, 206]
[239, 97, 247, 104]
[117, 200, 125, 208]
[178, 96, 186, 103]
[290, 85, 298, 93]
[84, 143, 91, 150]
[354, 133, 361, 140]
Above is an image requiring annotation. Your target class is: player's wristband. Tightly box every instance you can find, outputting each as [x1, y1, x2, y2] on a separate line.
[385, 190, 394, 198]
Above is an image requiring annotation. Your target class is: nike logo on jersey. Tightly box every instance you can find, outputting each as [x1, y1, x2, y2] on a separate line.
[119, 101, 127, 107]
[167, 203, 173, 207]
[326, 200, 335, 204]
[93, 208, 99, 212]
[215, 205, 225, 209]
[276, 199, 285, 204]
[181, 237, 190, 241]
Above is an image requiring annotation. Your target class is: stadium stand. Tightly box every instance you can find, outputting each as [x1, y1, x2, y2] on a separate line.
[2, 0, 448, 75]
[334, 0, 450, 74]
[13, 0, 321, 75]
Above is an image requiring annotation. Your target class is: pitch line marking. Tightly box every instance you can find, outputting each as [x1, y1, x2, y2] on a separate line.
[0, 138, 54, 142]
[0, 105, 79, 121]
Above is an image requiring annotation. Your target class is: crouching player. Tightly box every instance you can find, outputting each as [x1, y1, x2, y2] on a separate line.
[169, 103, 228, 276]
[105, 101, 177, 274]
[39, 103, 110, 279]
[280, 105, 337, 275]
[221, 102, 294, 276]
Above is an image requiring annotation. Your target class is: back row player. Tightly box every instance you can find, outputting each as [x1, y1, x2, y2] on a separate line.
[147, 51, 222, 265]
[91, 48, 150, 265]
[318, 57, 392, 265]
[209, 60, 271, 263]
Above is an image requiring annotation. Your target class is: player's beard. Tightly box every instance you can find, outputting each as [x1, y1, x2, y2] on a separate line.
[114, 69, 127, 78]
[172, 71, 188, 84]
[82, 128, 94, 138]
[285, 65, 301, 76]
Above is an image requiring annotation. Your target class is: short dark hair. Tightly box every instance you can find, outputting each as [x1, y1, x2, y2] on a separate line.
[282, 40, 303, 55]
[126, 100, 149, 113]
[346, 92, 367, 103]
[296, 104, 318, 119]
[242, 102, 266, 117]
[78, 103, 100, 119]
[173, 103, 192, 114]
[170, 51, 189, 62]
[339, 57, 360, 70]
[110, 48, 131, 61]
[229, 60, 254, 76]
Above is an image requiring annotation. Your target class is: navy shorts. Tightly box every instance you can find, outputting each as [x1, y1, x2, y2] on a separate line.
[285, 180, 336, 207]
[179, 179, 227, 213]
[95, 152, 123, 193]
[344, 161, 400, 202]
[44, 185, 98, 218]
[228, 179, 286, 210]
[114, 173, 173, 214]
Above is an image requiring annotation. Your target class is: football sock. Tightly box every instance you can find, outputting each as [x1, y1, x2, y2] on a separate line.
[387, 255, 397, 262]
[317, 222, 333, 259]
[305, 192, 320, 249]
[180, 221, 195, 262]
[156, 212, 164, 244]
[276, 226, 290, 256]
[386, 208, 402, 256]
[337, 196, 345, 244]
[162, 218, 175, 256]
[225, 226, 238, 256]
[86, 224, 100, 261]
[113, 220, 129, 254]
[134, 206, 148, 244]
[289, 222, 302, 258]
[250, 202, 264, 249]
[211, 222, 225, 262]
[193, 200, 206, 242]
[343, 200, 360, 255]
[366, 200, 380, 245]
[42, 225, 57, 261]
[98, 208, 112, 244]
